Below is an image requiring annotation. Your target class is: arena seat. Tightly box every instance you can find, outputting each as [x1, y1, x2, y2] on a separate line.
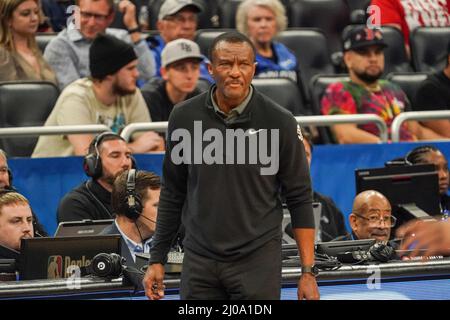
[345, 0, 370, 23]
[386, 72, 430, 110]
[0, 81, 59, 157]
[36, 33, 57, 53]
[216, 0, 243, 28]
[252, 78, 308, 116]
[288, 0, 351, 54]
[275, 28, 334, 101]
[411, 27, 450, 73]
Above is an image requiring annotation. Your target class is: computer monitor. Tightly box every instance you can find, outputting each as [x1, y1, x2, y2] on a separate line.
[355, 164, 440, 228]
[315, 239, 376, 257]
[54, 219, 114, 237]
[18, 235, 121, 280]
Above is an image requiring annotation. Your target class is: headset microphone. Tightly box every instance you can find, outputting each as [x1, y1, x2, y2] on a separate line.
[138, 214, 156, 224]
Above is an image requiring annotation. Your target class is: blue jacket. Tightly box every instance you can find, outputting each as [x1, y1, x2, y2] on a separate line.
[255, 41, 297, 82]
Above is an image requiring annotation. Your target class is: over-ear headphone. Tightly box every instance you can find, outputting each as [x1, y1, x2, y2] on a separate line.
[83, 132, 136, 179]
[124, 169, 142, 221]
[90, 253, 124, 278]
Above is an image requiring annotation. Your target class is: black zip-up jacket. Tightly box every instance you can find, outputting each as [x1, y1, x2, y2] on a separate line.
[150, 85, 314, 264]
[57, 180, 113, 223]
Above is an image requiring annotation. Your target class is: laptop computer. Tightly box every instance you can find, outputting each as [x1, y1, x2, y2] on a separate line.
[54, 219, 114, 237]
[18, 235, 121, 280]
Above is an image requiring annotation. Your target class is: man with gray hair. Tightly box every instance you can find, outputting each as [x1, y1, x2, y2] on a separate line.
[141, 38, 204, 122]
[146, 0, 212, 82]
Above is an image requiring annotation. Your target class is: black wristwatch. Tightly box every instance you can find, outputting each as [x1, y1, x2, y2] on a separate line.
[301, 265, 318, 276]
[127, 27, 140, 34]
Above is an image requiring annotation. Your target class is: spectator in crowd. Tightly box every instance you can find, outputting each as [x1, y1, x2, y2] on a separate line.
[415, 42, 450, 138]
[405, 145, 450, 213]
[0, 149, 47, 237]
[370, 0, 450, 55]
[40, 0, 75, 32]
[141, 38, 203, 122]
[0, 191, 34, 258]
[32, 34, 164, 158]
[147, 0, 212, 82]
[285, 129, 348, 242]
[57, 132, 133, 223]
[44, 0, 155, 90]
[236, 0, 297, 82]
[0, 0, 57, 83]
[321, 26, 444, 144]
[336, 190, 395, 242]
[102, 169, 160, 266]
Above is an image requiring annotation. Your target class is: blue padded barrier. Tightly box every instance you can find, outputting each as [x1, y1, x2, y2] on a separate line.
[8, 142, 450, 235]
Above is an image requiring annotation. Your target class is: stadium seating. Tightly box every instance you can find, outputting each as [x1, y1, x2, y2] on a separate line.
[275, 28, 334, 101]
[252, 77, 308, 115]
[36, 33, 57, 53]
[411, 27, 450, 73]
[217, 0, 243, 28]
[288, 0, 351, 54]
[0, 81, 59, 157]
[386, 72, 430, 110]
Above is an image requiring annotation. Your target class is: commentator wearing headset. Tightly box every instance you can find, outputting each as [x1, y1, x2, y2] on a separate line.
[57, 132, 134, 223]
[101, 169, 160, 266]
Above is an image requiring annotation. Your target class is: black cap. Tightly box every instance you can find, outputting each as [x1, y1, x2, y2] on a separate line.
[89, 34, 137, 78]
[343, 26, 387, 52]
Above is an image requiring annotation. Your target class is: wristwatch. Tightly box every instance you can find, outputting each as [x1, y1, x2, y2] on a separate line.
[301, 265, 318, 276]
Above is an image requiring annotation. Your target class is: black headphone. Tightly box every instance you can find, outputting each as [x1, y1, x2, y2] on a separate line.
[90, 253, 124, 278]
[83, 132, 136, 179]
[124, 169, 143, 221]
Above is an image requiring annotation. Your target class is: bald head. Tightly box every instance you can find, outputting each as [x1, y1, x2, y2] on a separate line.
[350, 190, 392, 242]
[352, 190, 390, 214]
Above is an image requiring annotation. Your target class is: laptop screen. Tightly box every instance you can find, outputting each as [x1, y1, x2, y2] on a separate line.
[18, 235, 121, 280]
[54, 219, 114, 237]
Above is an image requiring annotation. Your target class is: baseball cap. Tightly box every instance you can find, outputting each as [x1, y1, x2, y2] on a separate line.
[161, 39, 203, 68]
[343, 26, 387, 52]
[158, 0, 203, 21]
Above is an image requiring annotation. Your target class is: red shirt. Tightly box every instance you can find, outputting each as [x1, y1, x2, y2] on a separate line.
[371, 0, 450, 46]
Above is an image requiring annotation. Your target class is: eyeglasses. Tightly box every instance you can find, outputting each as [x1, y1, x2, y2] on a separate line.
[80, 11, 110, 22]
[353, 212, 397, 227]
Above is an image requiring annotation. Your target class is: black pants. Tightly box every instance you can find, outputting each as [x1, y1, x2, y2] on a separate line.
[180, 237, 282, 300]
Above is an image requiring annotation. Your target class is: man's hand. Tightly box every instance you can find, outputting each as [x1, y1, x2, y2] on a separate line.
[397, 219, 450, 258]
[143, 263, 166, 300]
[118, 0, 138, 30]
[298, 273, 320, 300]
[128, 131, 165, 153]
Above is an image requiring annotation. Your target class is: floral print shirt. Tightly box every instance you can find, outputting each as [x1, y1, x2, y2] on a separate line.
[321, 80, 413, 141]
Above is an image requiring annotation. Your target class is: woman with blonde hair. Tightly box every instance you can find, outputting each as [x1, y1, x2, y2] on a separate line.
[236, 0, 297, 82]
[0, 0, 57, 83]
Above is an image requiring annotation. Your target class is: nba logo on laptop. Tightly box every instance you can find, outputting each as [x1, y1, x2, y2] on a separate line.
[47, 255, 63, 279]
